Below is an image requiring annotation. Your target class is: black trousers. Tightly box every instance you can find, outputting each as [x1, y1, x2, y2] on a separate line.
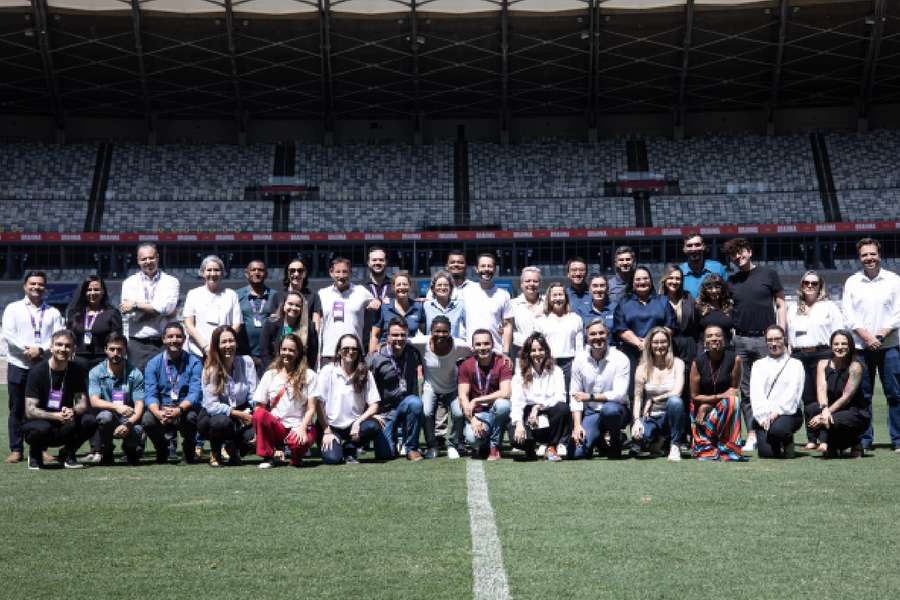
[7, 364, 29, 452]
[507, 403, 570, 450]
[805, 405, 870, 452]
[127, 337, 163, 372]
[22, 414, 98, 458]
[196, 409, 255, 453]
[141, 407, 199, 460]
[792, 349, 831, 442]
[753, 412, 802, 458]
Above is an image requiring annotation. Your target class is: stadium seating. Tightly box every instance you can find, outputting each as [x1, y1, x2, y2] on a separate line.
[651, 192, 826, 226]
[295, 143, 453, 201]
[825, 129, 900, 190]
[468, 139, 626, 200]
[0, 200, 89, 232]
[289, 199, 456, 232]
[472, 197, 635, 229]
[836, 189, 900, 221]
[106, 144, 274, 202]
[101, 201, 273, 232]
[0, 143, 96, 201]
[646, 134, 817, 194]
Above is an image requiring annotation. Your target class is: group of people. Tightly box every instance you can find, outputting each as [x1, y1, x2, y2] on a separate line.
[2, 234, 897, 470]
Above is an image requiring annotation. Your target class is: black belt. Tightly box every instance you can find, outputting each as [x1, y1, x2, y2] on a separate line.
[734, 329, 765, 337]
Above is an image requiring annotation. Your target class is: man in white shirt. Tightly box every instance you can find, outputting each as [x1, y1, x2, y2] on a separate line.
[119, 243, 180, 370]
[841, 237, 900, 451]
[749, 325, 804, 458]
[461, 253, 513, 355]
[2, 271, 65, 463]
[570, 319, 631, 459]
[314, 257, 376, 364]
[446, 249, 473, 300]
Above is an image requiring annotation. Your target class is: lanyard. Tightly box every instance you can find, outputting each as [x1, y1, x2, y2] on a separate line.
[29, 303, 47, 336]
[49, 366, 67, 395]
[142, 272, 161, 302]
[84, 309, 99, 331]
[249, 293, 267, 316]
[163, 354, 184, 395]
[474, 360, 493, 396]
[369, 281, 388, 301]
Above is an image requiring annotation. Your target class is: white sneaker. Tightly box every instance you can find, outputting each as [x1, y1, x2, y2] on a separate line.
[425, 447, 438, 459]
[556, 443, 567, 458]
[667, 444, 682, 462]
[742, 436, 757, 453]
[83, 452, 102, 464]
[258, 460, 274, 469]
[536, 444, 547, 457]
[446, 447, 460, 460]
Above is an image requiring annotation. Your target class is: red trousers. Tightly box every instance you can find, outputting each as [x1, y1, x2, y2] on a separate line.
[253, 408, 316, 465]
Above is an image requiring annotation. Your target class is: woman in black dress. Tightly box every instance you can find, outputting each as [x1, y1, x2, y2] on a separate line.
[807, 329, 870, 458]
[66, 275, 123, 370]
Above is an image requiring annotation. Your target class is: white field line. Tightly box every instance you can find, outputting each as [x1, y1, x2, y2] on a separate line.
[466, 460, 512, 600]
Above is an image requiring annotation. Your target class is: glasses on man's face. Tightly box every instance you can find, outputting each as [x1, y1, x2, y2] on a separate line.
[339, 347, 359, 354]
[801, 280, 819, 287]
[289, 268, 305, 274]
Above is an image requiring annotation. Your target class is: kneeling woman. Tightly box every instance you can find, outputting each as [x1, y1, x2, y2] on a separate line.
[313, 334, 383, 464]
[252, 333, 318, 468]
[509, 333, 569, 461]
[631, 327, 686, 462]
[748, 325, 804, 458]
[199, 325, 258, 466]
[807, 329, 870, 458]
[689, 324, 745, 461]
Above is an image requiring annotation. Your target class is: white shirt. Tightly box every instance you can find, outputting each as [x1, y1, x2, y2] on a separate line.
[461, 283, 513, 353]
[510, 365, 566, 423]
[511, 293, 544, 348]
[410, 335, 471, 394]
[569, 346, 631, 411]
[426, 278, 474, 302]
[1, 297, 65, 370]
[120, 270, 180, 339]
[313, 362, 380, 428]
[252, 368, 318, 430]
[786, 300, 845, 349]
[749, 354, 804, 420]
[842, 268, 900, 349]
[182, 285, 243, 356]
[316, 284, 374, 358]
[535, 312, 584, 359]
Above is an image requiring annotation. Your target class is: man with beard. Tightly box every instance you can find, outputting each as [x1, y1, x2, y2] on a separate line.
[607, 246, 636, 306]
[679, 234, 728, 299]
[236, 260, 277, 368]
[565, 257, 592, 320]
[460, 253, 513, 356]
[360, 247, 392, 348]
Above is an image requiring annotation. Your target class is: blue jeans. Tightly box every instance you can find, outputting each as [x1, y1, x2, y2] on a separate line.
[96, 410, 144, 453]
[422, 383, 462, 450]
[452, 398, 511, 450]
[734, 334, 768, 430]
[321, 420, 382, 464]
[376, 394, 424, 458]
[860, 346, 900, 448]
[573, 402, 628, 459]
[636, 396, 686, 449]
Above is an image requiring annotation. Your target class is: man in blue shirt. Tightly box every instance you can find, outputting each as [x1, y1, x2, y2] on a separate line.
[582, 274, 617, 337]
[140, 322, 203, 464]
[235, 260, 277, 370]
[565, 257, 593, 320]
[679, 233, 728, 299]
[89, 332, 145, 465]
[607, 246, 636, 306]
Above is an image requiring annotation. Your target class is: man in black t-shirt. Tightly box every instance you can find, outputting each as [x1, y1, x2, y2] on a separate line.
[22, 329, 97, 470]
[723, 238, 786, 452]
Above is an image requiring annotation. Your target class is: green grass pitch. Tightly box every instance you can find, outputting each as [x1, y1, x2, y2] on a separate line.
[1, 385, 899, 599]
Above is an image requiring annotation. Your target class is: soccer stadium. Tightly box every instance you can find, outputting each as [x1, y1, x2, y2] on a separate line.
[1, 0, 899, 598]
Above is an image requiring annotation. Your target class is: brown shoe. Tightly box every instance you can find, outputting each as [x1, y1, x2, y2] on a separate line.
[407, 450, 424, 462]
[5, 451, 23, 464]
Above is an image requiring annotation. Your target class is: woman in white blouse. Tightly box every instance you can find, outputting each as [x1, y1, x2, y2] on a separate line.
[535, 281, 584, 394]
[631, 326, 685, 462]
[199, 325, 258, 467]
[509, 333, 569, 461]
[749, 325, 805, 458]
[183, 255, 243, 358]
[251, 333, 317, 469]
[786, 270, 844, 451]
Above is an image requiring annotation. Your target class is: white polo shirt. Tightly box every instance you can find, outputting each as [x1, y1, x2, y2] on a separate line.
[410, 335, 471, 394]
[313, 363, 380, 429]
[316, 284, 374, 358]
[461, 283, 513, 353]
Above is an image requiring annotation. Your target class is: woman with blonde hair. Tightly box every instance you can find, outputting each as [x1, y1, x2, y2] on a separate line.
[631, 326, 686, 461]
[535, 281, 584, 394]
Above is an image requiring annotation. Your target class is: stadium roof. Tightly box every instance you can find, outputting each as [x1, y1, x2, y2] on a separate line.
[0, 0, 897, 127]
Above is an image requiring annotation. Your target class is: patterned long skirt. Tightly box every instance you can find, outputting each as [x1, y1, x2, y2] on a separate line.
[691, 396, 746, 461]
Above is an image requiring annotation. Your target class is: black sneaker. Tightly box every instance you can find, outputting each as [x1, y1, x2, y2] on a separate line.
[64, 456, 84, 469]
[27, 456, 43, 471]
[125, 451, 140, 466]
[344, 453, 360, 465]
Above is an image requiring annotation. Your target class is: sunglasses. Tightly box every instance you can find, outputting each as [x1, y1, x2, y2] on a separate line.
[801, 280, 819, 287]
[339, 347, 359, 354]
[288, 268, 305, 274]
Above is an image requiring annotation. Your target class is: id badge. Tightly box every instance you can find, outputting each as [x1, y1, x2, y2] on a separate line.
[253, 316, 263, 328]
[112, 390, 126, 405]
[48, 390, 63, 411]
[333, 301, 345, 322]
[83, 331, 93, 346]
[33, 330, 41, 344]
[170, 388, 180, 402]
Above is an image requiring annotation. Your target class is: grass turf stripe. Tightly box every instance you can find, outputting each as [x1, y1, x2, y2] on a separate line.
[467, 460, 511, 600]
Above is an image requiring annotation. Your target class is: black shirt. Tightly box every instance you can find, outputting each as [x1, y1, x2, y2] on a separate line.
[67, 307, 123, 363]
[728, 265, 782, 333]
[24, 359, 88, 411]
